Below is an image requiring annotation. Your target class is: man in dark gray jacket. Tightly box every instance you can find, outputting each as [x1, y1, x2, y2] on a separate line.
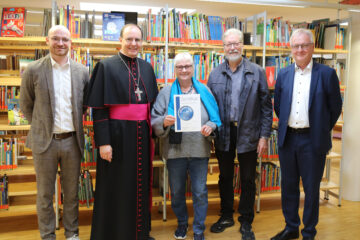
[208, 28, 272, 240]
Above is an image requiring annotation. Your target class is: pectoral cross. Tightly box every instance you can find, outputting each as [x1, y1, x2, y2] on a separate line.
[135, 87, 143, 101]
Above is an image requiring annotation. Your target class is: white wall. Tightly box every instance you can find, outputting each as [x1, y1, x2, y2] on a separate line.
[342, 12, 360, 201]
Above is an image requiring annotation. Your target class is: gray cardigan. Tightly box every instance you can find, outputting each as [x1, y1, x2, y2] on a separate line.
[151, 85, 216, 159]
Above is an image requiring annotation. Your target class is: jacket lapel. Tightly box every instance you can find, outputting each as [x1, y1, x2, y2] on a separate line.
[287, 64, 295, 106]
[45, 55, 56, 118]
[309, 62, 319, 109]
[70, 60, 79, 128]
[237, 59, 254, 121]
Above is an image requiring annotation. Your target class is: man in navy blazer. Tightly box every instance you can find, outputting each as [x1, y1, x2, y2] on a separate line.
[271, 29, 342, 240]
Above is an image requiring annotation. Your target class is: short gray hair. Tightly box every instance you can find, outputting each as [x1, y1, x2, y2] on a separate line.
[223, 28, 243, 43]
[174, 52, 194, 66]
[48, 25, 70, 37]
[290, 28, 314, 45]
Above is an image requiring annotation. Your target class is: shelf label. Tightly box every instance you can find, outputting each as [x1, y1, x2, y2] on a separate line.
[337, 53, 347, 60]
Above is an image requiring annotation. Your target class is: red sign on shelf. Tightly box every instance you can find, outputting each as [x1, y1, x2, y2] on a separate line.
[1, 7, 26, 37]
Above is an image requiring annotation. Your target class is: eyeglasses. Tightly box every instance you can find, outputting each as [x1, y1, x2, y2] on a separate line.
[175, 65, 193, 70]
[291, 43, 313, 50]
[50, 37, 70, 43]
[124, 38, 142, 44]
[224, 42, 242, 48]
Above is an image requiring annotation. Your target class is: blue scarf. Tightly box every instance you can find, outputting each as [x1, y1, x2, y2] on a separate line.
[168, 78, 222, 128]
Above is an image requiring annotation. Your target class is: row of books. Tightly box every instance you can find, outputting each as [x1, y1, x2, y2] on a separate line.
[83, 108, 93, 126]
[262, 130, 279, 159]
[70, 48, 99, 75]
[262, 17, 292, 48]
[259, 162, 281, 192]
[294, 19, 347, 50]
[0, 138, 18, 170]
[0, 174, 8, 209]
[255, 17, 347, 50]
[0, 55, 34, 71]
[163, 159, 282, 199]
[82, 128, 97, 168]
[57, 169, 95, 207]
[1, 6, 348, 51]
[0, 86, 15, 110]
[58, 6, 96, 39]
[142, 51, 225, 84]
[315, 58, 346, 85]
[142, 8, 243, 44]
[78, 170, 94, 207]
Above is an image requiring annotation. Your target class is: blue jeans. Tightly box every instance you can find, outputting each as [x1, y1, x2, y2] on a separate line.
[167, 157, 209, 234]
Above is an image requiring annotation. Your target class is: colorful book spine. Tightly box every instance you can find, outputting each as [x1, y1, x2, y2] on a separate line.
[78, 170, 94, 207]
[0, 174, 9, 209]
[0, 138, 18, 170]
[81, 128, 97, 168]
[262, 130, 279, 159]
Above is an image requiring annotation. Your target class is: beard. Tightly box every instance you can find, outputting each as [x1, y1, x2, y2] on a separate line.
[226, 50, 242, 62]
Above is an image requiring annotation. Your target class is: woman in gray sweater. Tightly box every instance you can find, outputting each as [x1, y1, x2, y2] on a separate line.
[151, 52, 221, 240]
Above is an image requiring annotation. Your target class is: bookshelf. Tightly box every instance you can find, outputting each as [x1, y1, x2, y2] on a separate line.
[0, 4, 350, 225]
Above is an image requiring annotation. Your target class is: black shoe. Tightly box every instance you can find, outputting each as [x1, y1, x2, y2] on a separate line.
[271, 229, 299, 240]
[210, 216, 235, 233]
[302, 237, 314, 240]
[148, 237, 155, 240]
[240, 222, 255, 240]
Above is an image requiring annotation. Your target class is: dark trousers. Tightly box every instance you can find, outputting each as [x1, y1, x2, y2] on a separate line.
[215, 124, 258, 224]
[278, 131, 326, 238]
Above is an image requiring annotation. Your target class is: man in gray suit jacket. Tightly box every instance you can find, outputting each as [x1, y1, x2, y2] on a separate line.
[20, 25, 89, 240]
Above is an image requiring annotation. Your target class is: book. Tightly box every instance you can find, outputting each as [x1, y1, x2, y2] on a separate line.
[102, 12, 125, 41]
[323, 25, 337, 50]
[19, 59, 34, 77]
[8, 91, 28, 125]
[266, 66, 276, 88]
[1, 7, 26, 37]
[174, 94, 201, 132]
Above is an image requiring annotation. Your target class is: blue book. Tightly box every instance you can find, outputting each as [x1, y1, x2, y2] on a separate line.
[102, 12, 125, 41]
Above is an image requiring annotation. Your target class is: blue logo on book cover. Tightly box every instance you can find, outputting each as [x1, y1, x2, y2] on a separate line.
[178, 106, 194, 121]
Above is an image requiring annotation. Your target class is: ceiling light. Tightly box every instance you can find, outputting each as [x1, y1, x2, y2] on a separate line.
[197, 0, 306, 8]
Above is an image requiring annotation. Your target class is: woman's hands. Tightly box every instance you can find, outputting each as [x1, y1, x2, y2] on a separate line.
[201, 125, 213, 137]
[163, 115, 176, 128]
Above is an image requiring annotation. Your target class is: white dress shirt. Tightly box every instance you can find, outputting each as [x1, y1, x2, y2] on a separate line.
[288, 60, 313, 128]
[50, 56, 75, 133]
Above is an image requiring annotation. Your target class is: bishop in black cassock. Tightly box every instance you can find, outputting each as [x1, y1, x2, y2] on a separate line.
[86, 25, 158, 240]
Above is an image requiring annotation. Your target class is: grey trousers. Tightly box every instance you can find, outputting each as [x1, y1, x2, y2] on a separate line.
[33, 135, 81, 240]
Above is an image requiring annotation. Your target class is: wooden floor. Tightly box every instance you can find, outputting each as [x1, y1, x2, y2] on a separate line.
[1, 138, 359, 240]
[0, 195, 360, 240]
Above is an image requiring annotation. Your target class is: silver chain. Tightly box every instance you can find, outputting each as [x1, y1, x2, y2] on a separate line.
[117, 52, 141, 88]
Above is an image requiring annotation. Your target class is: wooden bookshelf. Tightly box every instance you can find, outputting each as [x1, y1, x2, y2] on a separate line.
[0, 123, 30, 131]
[0, 159, 35, 176]
[0, 77, 21, 86]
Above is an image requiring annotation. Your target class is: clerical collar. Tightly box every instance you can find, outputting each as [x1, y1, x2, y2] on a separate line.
[119, 52, 137, 62]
